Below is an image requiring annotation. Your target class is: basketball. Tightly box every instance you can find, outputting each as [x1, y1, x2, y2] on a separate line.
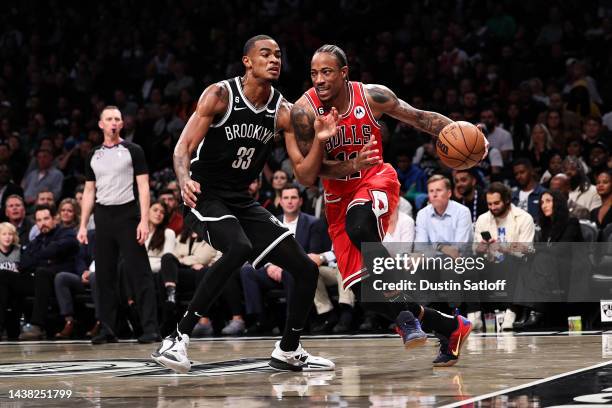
[436, 121, 486, 170]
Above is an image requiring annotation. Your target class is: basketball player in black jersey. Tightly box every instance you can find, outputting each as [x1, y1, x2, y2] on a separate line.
[151, 35, 334, 372]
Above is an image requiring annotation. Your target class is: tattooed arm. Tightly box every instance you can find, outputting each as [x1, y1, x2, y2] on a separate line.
[173, 82, 228, 207]
[365, 84, 452, 137]
[283, 98, 326, 186]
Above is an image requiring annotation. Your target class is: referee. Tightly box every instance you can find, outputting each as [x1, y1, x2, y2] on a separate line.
[78, 105, 160, 344]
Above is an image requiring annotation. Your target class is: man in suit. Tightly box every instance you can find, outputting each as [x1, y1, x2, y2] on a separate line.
[18, 204, 80, 340]
[240, 184, 325, 333]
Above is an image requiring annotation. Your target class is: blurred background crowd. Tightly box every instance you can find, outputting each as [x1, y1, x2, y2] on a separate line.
[0, 0, 611, 340]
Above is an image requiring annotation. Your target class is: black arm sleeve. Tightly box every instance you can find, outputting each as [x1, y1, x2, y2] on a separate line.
[126, 142, 148, 176]
[84, 149, 96, 182]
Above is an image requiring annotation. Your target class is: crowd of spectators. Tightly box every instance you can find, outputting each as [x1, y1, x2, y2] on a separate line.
[1, 0, 611, 339]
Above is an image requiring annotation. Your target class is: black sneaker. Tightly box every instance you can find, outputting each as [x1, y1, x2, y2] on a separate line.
[91, 331, 118, 345]
[332, 308, 353, 334]
[358, 313, 380, 332]
[138, 332, 162, 344]
[310, 311, 338, 334]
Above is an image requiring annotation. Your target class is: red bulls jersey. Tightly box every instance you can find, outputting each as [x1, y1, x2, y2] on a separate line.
[304, 82, 385, 197]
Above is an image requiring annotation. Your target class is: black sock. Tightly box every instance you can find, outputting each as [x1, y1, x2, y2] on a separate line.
[264, 238, 319, 353]
[176, 310, 200, 337]
[280, 326, 302, 352]
[421, 307, 458, 337]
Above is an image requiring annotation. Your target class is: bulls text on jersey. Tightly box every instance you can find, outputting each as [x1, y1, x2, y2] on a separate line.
[324, 124, 372, 152]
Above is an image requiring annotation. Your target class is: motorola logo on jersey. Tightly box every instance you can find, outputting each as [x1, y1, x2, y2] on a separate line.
[353, 106, 366, 119]
[224, 123, 275, 144]
[325, 124, 372, 152]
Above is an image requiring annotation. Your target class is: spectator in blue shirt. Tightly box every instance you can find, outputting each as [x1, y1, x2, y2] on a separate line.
[415, 175, 473, 257]
[21, 149, 64, 207]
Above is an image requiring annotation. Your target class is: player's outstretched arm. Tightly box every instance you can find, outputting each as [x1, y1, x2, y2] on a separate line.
[365, 84, 453, 137]
[282, 99, 325, 187]
[173, 82, 228, 207]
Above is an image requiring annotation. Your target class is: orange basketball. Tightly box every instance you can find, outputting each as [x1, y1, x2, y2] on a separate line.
[436, 121, 486, 170]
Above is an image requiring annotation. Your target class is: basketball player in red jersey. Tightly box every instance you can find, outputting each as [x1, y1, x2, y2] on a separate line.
[285, 45, 486, 367]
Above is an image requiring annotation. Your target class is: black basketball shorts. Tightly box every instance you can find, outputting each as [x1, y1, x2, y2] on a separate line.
[183, 197, 291, 268]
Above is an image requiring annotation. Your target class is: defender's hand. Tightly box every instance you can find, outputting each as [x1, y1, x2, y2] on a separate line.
[181, 179, 201, 208]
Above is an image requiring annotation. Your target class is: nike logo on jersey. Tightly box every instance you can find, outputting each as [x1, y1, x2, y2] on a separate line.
[375, 168, 387, 175]
[233, 106, 247, 111]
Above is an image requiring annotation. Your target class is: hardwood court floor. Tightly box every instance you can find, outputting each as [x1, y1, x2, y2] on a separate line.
[0, 332, 610, 407]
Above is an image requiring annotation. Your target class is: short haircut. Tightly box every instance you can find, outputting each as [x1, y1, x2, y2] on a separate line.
[35, 204, 57, 218]
[486, 182, 512, 204]
[454, 168, 478, 178]
[0, 222, 19, 246]
[5, 194, 24, 205]
[315, 44, 349, 69]
[512, 157, 533, 170]
[243, 34, 274, 55]
[585, 115, 602, 125]
[100, 105, 121, 120]
[427, 174, 451, 190]
[36, 148, 53, 156]
[481, 107, 496, 117]
[158, 188, 175, 197]
[37, 188, 54, 197]
[281, 183, 301, 196]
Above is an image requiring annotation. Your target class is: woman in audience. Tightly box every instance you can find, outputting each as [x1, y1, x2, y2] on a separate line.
[513, 190, 583, 330]
[159, 224, 245, 337]
[545, 109, 573, 152]
[591, 169, 612, 235]
[262, 169, 289, 216]
[58, 198, 80, 230]
[527, 124, 557, 177]
[119, 200, 176, 338]
[0, 223, 21, 340]
[146, 200, 176, 274]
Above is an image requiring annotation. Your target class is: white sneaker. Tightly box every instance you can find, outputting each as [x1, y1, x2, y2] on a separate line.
[501, 309, 516, 331]
[151, 331, 191, 373]
[467, 311, 483, 333]
[269, 341, 335, 372]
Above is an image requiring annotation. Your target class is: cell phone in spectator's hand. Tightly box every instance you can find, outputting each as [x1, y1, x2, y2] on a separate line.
[481, 231, 492, 242]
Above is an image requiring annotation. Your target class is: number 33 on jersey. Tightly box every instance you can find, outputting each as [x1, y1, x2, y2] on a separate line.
[190, 77, 282, 192]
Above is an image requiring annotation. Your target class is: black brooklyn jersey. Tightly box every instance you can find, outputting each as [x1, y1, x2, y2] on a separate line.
[190, 77, 282, 197]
